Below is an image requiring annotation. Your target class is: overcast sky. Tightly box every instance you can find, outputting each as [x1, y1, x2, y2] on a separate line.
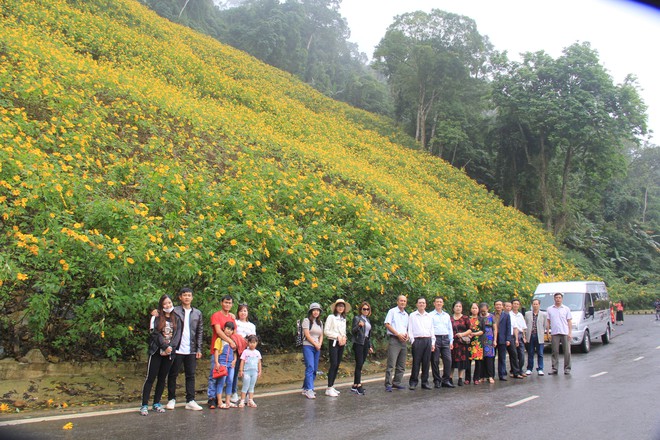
[340, 0, 660, 143]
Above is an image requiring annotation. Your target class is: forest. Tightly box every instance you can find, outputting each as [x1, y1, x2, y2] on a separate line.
[143, 0, 658, 306]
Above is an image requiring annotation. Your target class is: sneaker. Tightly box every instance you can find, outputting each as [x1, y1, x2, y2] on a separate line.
[333, 387, 341, 395]
[355, 386, 366, 395]
[325, 388, 339, 397]
[385, 385, 393, 392]
[304, 389, 316, 399]
[139, 405, 148, 416]
[207, 398, 216, 409]
[152, 403, 165, 413]
[230, 393, 239, 403]
[185, 400, 203, 411]
[165, 399, 176, 410]
[538, 370, 545, 376]
[525, 370, 532, 376]
[350, 386, 359, 394]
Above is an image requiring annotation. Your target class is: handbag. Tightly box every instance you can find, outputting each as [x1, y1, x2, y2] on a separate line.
[459, 335, 471, 345]
[544, 332, 551, 343]
[295, 319, 304, 347]
[213, 365, 228, 379]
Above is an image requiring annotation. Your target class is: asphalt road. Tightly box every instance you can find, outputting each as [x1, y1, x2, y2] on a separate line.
[2, 314, 659, 440]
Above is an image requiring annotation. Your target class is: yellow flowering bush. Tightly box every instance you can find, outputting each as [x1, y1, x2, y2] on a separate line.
[0, 0, 579, 359]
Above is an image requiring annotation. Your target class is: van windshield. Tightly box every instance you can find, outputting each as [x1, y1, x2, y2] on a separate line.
[533, 293, 584, 311]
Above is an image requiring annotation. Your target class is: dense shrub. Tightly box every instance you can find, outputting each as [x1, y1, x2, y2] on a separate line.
[0, 0, 579, 360]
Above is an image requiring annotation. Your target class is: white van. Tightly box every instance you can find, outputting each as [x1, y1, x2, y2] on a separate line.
[532, 281, 611, 353]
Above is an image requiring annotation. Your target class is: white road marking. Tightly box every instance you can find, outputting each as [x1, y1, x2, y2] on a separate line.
[0, 374, 407, 427]
[590, 371, 608, 378]
[633, 356, 644, 361]
[656, 345, 660, 350]
[506, 395, 539, 408]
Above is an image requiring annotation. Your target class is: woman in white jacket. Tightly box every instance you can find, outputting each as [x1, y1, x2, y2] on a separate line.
[324, 299, 350, 397]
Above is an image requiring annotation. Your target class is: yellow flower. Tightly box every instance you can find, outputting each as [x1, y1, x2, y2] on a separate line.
[62, 422, 73, 430]
[108, 252, 116, 260]
[126, 257, 135, 264]
[16, 273, 28, 281]
[228, 258, 236, 266]
[0, 403, 10, 412]
[230, 239, 237, 246]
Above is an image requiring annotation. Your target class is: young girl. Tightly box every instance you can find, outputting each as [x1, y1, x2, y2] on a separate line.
[231, 303, 257, 403]
[212, 321, 237, 409]
[301, 302, 323, 399]
[238, 335, 262, 408]
[140, 294, 181, 416]
[324, 299, 349, 397]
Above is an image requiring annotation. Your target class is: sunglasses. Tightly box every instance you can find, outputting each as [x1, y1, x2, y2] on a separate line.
[362, 307, 370, 311]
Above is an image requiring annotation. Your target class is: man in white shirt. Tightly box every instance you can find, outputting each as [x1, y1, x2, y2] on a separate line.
[407, 298, 435, 390]
[510, 299, 527, 377]
[504, 301, 523, 379]
[384, 295, 409, 392]
[547, 292, 572, 375]
[430, 297, 454, 388]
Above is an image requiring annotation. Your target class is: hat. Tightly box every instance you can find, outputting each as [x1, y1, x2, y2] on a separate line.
[554, 292, 564, 297]
[329, 299, 351, 314]
[308, 302, 322, 312]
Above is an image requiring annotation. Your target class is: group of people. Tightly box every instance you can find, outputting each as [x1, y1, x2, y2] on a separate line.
[140, 288, 575, 412]
[300, 291, 574, 399]
[140, 289, 261, 415]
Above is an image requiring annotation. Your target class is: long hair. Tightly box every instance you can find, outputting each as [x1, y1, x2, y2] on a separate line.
[359, 301, 371, 317]
[156, 294, 177, 333]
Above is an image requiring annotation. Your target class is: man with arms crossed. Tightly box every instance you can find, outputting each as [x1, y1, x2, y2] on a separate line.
[547, 292, 572, 375]
[207, 295, 236, 408]
[384, 295, 409, 392]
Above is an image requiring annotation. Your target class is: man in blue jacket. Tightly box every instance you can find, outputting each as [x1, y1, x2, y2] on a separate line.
[494, 300, 514, 381]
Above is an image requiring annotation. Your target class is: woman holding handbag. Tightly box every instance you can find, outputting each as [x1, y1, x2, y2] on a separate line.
[450, 301, 471, 386]
[351, 301, 374, 395]
[324, 299, 350, 397]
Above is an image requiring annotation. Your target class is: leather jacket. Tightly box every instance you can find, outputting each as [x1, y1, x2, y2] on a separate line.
[351, 315, 373, 348]
[173, 306, 204, 354]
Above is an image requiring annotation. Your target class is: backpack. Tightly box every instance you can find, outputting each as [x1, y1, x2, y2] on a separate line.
[295, 319, 304, 347]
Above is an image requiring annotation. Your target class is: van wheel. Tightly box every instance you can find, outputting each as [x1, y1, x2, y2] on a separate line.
[601, 325, 610, 344]
[581, 330, 591, 353]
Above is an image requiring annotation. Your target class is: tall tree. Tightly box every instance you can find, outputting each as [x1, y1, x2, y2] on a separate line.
[373, 9, 492, 149]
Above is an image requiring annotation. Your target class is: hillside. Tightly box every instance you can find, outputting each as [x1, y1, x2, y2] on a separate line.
[0, 0, 578, 359]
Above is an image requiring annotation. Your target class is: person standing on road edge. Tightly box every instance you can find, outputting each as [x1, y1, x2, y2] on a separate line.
[324, 299, 350, 397]
[140, 294, 182, 416]
[384, 295, 409, 392]
[510, 299, 527, 377]
[479, 302, 497, 383]
[207, 295, 236, 408]
[494, 300, 513, 381]
[450, 301, 471, 386]
[430, 296, 454, 389]
[238, 334, 262, 408]
[165, 287, 203, 411]
[301, 303, 324, 399]
[547, 292, 572, 375]
[351, 301, 374, 395]
[615, 300, 625, 325]
[230, 303, 256, 403]
[407, 298, 435, 390]
[655, 298, 660, 321]
[466, 302, 484, 384]
[524, 299, 547, 376]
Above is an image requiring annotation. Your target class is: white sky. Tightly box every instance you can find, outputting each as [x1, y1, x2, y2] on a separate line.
[340, 0, 660, 143]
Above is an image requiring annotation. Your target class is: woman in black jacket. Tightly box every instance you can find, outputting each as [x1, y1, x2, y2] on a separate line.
[140, 294, 182, 416]
[351, 301, 374, 395]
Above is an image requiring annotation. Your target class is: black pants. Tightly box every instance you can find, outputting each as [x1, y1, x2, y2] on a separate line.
[431, 335, 452, 385]
[465, 360, 473, 382]
[167, 353, 197, 403]
[142, 352, 173, 406]
[353, 339, 370, 385]
[515, 335, 525, 372]
[409, 337, 432, 386]
[327, 341, 344, 387]
[507, 341, 521, 375]
[484, 357, 495, 378]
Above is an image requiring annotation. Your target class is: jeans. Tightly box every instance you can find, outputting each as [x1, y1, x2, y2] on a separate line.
[141, 352, 173, 406]
[241, 369, 259, 394]
[302, 345, 320, 390]
[167, 353, 197, 403]
[385, 336, 407, 387]
[207, 355, 234, 399]
[231, 358, 242, 394]
[327, 340, 345, 387]
[353, 339, 370, 385]
[526, 334, 544, 371]
[431, 334, 452, 385]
